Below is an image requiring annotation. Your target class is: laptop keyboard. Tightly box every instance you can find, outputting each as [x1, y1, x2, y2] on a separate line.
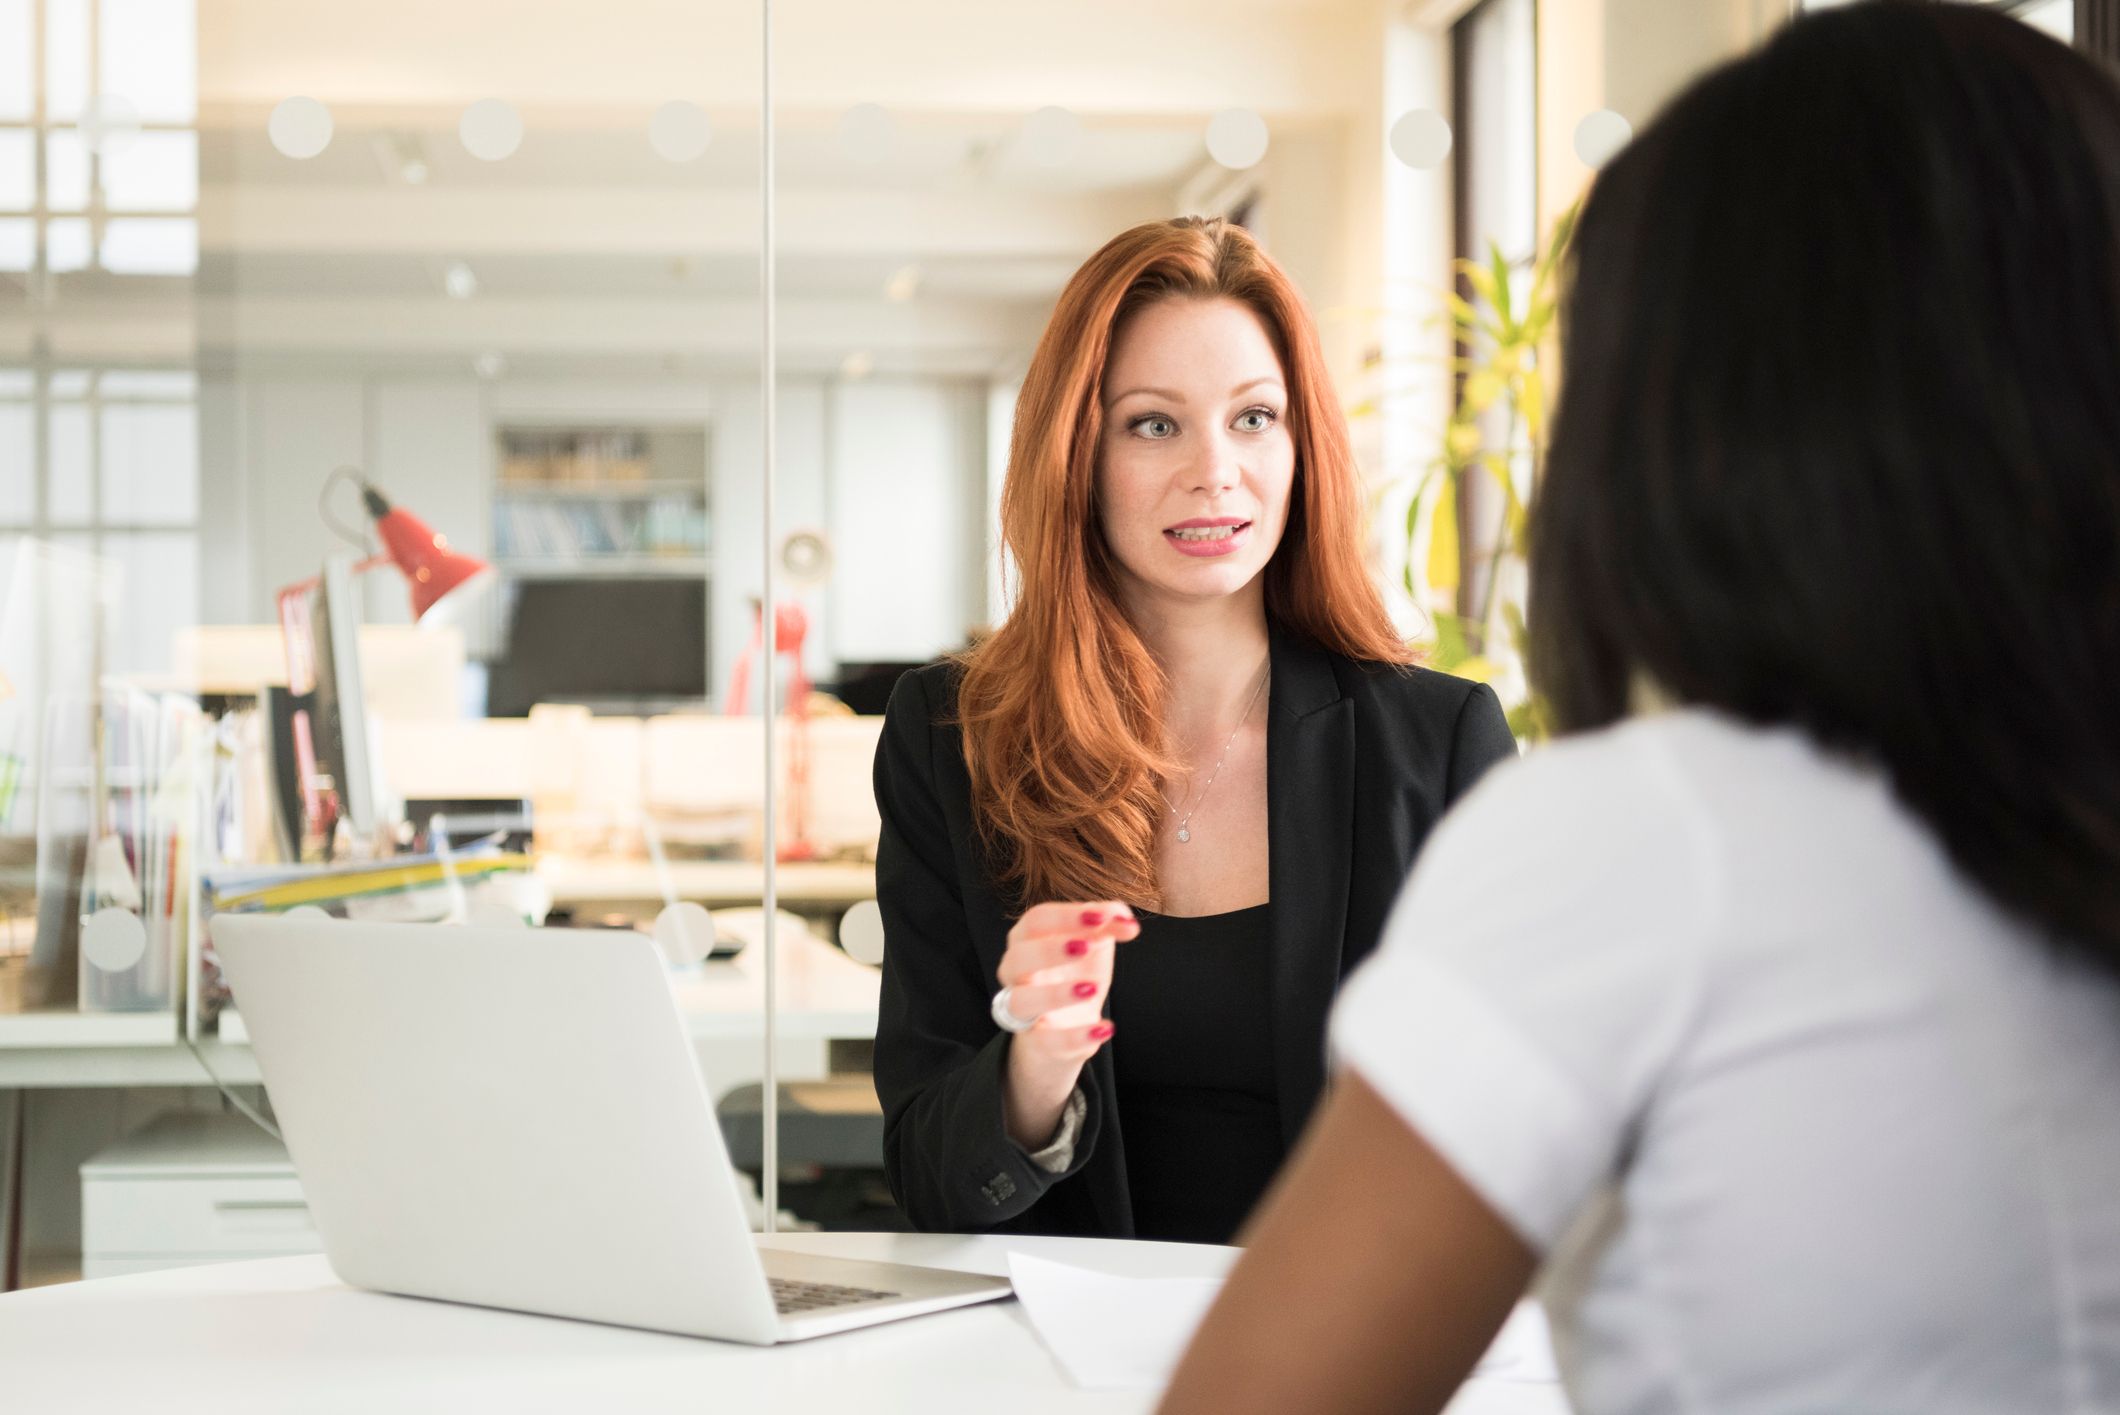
[770, 1276, 901, 1315]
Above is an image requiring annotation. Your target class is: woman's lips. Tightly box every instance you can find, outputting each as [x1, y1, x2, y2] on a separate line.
[1163, 521, 1251, 557]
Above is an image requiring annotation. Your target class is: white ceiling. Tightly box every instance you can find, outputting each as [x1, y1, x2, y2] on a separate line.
[9, 0, 1384, 376]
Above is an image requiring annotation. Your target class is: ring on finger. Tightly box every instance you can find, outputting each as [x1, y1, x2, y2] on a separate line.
[990, 985, 1036, 1035]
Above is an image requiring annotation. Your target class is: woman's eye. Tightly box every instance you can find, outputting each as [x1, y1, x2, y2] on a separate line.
[1235, 406, 1278, 433]
[1131, 415, 1177, 439]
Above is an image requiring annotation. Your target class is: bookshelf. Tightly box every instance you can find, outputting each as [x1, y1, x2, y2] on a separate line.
[491, 425, 710, 573]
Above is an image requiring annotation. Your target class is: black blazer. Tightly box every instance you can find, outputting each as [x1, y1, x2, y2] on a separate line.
[870, 624, 1516, 1237]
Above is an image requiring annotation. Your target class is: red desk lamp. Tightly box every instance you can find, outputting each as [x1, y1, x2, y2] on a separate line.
[724, 600, 817, 862]
[274, 469, 495, 856]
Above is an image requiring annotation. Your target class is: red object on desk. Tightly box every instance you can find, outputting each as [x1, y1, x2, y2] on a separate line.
[724, 601, 818, 863]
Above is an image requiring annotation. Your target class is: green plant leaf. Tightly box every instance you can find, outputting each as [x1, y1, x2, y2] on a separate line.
[1489, 242, 1517, 339]
[1428, 477, 1460, 594]
[1532, 201, 1578, 295]
[1432, 610, 1472, 667]
[1480, 451, 1528, 543]
[1461, 260, 1498, 311]
[1505, 696, 1549, 743]
[1503, 600, 1531, 656]
[1462, 368, 1504, 414]
[1519, 366, 1546, 447]
[1444, 419, 1482, 466]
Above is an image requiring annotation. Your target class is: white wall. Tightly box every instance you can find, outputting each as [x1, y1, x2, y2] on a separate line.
[707, 374, 832, 703]
[826, 378, 987, 666]
[363, 380, 489, 629]
[196, 375, 251, 627]
[984, 372, 1021, 626]
[232, 378, 366, 627]
[199, 370, 989, 705]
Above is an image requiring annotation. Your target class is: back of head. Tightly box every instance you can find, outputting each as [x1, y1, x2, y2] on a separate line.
[1530, 1, 2120, 963]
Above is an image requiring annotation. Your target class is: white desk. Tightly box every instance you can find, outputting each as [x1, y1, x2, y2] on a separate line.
[0, 1233, 1570, 1415]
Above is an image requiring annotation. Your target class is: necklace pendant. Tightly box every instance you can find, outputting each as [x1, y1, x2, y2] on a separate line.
[1177, 827, 1190, 843]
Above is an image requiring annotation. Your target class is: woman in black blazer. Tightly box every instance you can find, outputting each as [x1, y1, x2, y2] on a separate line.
[871, 217, 1514, 1243]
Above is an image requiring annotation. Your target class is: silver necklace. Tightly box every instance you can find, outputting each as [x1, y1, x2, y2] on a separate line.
[1163, 657, 1270, 844]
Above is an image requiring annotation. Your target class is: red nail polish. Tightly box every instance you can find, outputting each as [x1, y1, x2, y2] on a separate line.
[1090, 1022, 1115, 1041]
[1072, 981, 1098, 999]
[1065, 938, 1088, 957]
[1081, 910, 1105, 927]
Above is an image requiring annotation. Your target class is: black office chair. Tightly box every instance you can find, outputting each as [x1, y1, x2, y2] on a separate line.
[714, 901, 902, 1228]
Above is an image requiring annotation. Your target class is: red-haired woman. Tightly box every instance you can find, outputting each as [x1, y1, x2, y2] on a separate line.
[872, 217, 1514, 1243]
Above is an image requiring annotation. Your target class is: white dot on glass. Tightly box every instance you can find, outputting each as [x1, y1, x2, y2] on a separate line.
[1390, 108, 1453, 170]
[81, 93, 142, 156]
[268, 96, 334, 160]
[1019, 105, 1082, 167]
[838, 102, 895, 165]
[649, 100, 712, 163]
[460, 98, 524, 162]
[1574, 109, 1633, 169]
[838, 898, 885, 966]
[1206, 107, 1269, 171]
[82, 908, 147, 973]
[654, 901, 717, 968]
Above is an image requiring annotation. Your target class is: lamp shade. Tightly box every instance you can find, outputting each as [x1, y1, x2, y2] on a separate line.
[363, 485, 494, 621]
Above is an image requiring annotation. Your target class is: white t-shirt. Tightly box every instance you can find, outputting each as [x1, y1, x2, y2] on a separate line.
[1333, 710, 2120, 1415]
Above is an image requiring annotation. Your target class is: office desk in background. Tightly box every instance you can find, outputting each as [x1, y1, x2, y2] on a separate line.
[0, 931, 883, 1288]
[538, 856, 878, 912]
[0, 929, 881, 1088]
[0, 1233, 1571, 1415]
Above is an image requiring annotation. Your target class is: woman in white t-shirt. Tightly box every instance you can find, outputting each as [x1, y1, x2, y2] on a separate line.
[1160, 4, 2120, 1413]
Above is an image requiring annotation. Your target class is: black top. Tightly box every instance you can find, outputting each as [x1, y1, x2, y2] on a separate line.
[870, 623, 1518, 1239]
[1111, 903, 1280, 1244]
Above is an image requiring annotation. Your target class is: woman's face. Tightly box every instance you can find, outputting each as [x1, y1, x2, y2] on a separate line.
[1095, 295, 1296, 612]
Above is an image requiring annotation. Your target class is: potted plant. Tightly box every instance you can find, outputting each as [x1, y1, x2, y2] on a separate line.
[1387, 204, 1575, 740]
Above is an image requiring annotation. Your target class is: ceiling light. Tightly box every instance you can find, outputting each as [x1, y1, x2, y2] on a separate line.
[841, 351, 874, 380]
[442, 260, 478, 299]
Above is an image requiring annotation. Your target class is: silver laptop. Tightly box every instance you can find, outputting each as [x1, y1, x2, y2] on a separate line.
[212, 914, 1010, 1343]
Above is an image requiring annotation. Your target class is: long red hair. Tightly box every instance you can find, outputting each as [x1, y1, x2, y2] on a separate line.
[956, 216, 1408, 911]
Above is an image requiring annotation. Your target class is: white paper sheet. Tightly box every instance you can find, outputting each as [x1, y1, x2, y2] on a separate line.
[1007, 1251, 1563, 1394]
[1476, 1302, 1562, 1383]
[1006, 1252, 1226, 1391]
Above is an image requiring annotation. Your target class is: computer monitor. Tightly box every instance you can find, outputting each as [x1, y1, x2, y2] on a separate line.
[484, 577, 708, 718]
[827, 661, 930, 717]
[304, 554, 378, 842]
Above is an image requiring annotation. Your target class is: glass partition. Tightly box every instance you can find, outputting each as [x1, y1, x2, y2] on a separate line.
[758, 0, 1474, 1232]
[754, 0, 2108, 1237]
[189, 0, 778, 1211]
[0, 0, 2095, 1290]
[0, 0, 782, 1283]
